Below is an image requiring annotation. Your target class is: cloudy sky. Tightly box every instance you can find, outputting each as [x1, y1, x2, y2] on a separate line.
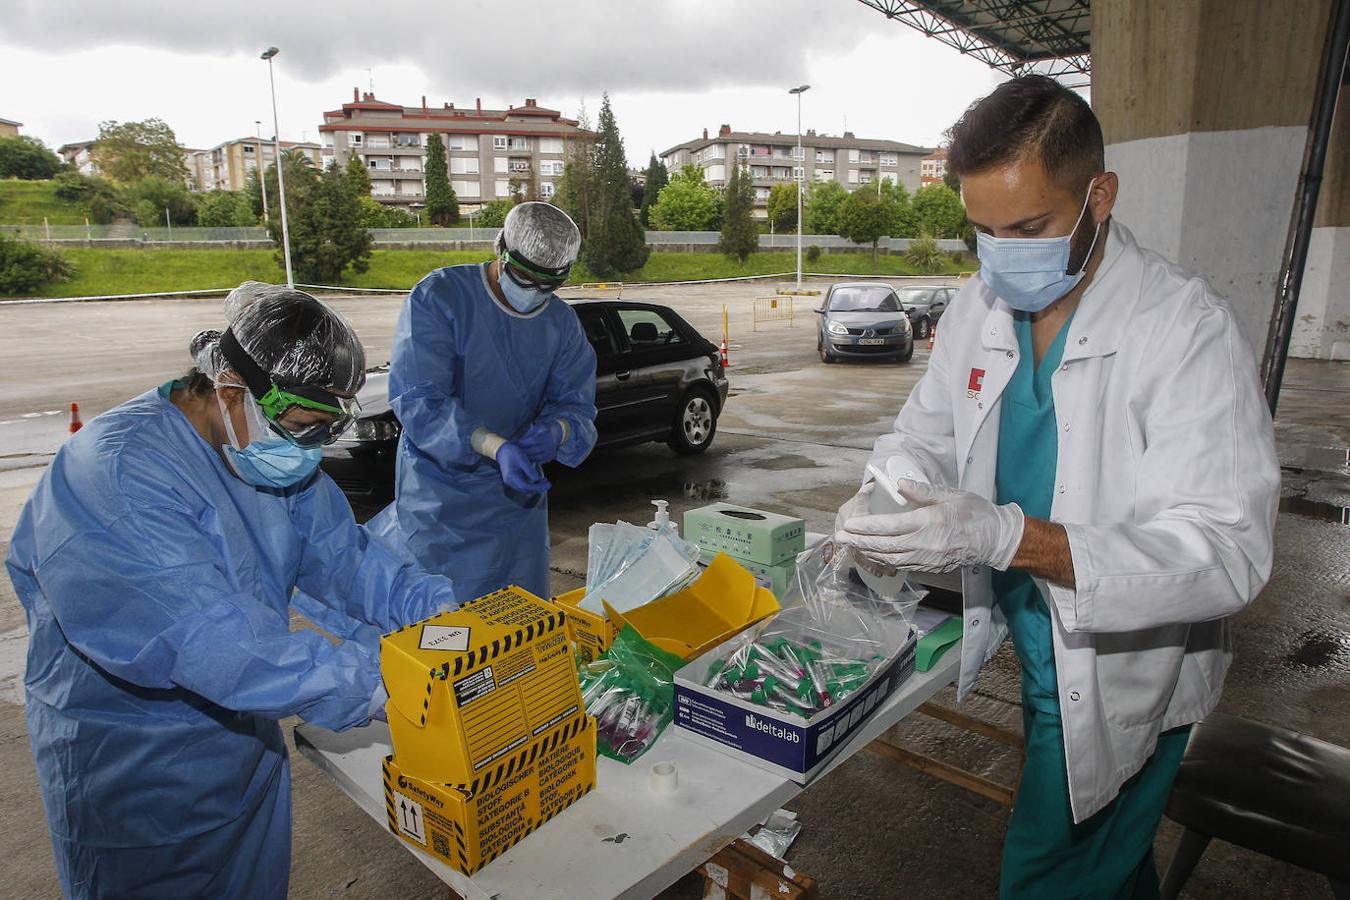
[0, 0, 1011, 165]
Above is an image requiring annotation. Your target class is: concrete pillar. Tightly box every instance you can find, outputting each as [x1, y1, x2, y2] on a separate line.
[1291, 82, 1350, 359]
[1091, 0, 1344, 358]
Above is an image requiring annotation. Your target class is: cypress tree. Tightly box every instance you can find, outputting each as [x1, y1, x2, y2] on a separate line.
[581, 93, 649, 278]
[639, 153, 669, 227]
[719, 158, 757, 263]
[424, 133, 459, 225]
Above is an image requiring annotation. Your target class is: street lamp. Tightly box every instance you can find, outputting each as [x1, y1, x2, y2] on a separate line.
[261, 46, 294, 287]
[255, 119, 269, 225]
[788, 84, 810, 290]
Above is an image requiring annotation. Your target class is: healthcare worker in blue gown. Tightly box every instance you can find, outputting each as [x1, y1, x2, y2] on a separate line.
[366, 201, 598, 603]
[6, 283, 456, 899]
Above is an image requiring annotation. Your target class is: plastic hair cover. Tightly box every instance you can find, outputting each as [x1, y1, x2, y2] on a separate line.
[191, 282, 366, 394]
[494, 201, 582, 269]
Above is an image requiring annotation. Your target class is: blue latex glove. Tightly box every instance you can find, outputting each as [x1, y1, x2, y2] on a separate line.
[497, 441, 552, 494]
[518, 420, 565, 464]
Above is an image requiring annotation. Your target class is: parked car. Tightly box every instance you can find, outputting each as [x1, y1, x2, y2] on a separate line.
[320, 299, 730, 499]
[815, 282, 915, 364]
[893, 285, 956, 340]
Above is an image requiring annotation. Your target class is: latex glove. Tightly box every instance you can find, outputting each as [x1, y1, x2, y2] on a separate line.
[517, 420, 565, 465]
[833, 484, 874, 536]
[497, 441, 552, 494]
[368, 682, 389, 723]
[835, 479, 1024, 573]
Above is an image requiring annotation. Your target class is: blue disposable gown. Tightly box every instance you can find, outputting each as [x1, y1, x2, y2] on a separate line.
[6, 384, 455, 899]
[367, 263, 597, 602]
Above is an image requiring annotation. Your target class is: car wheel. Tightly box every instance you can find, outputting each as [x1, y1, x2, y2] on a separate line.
[915, 317, 931, 340]
[669, 388, 718, 455]
[818, 339, 836, 364]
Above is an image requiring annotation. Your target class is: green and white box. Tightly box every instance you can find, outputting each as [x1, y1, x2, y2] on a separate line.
[698, 549, 795, 598]
[683, 504, 806, 567]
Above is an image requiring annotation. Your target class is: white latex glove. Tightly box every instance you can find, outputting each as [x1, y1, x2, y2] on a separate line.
[833, 484, 875, 536]
[834, 479, 1025, 574]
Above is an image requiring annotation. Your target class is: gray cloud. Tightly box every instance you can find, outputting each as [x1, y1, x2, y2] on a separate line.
[0, 0, 878, 96]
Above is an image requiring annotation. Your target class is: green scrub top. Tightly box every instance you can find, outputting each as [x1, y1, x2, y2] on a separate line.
[993, 313, 1189, 900]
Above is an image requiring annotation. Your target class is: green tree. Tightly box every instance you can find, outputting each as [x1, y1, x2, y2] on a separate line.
[837, 188, 894, 263]
[912, 183, 967, 238]
[283, 161, 373, 283]
[943, 167, 961, 193]
[0, 233, 75, 294]
[124, 176, 197, 226]
[638, 153, 668, 227]
[0, 136, 63, 179]
[554, 103, 597, 238]
[765, 181, 798, 233]
[880, 180, 918, 237]
[581, 93, 649, 278]
[93, 119, 188, 185]
[474, 198, 514, 229]
[423, 134, 459, 225]
[261, 150, 320, 245]
[649, 164, 719, 231]
[719, 158, 757, 263]
[345, 153, 372, 197]
[196, 190, 256, 227]
[804, 180, 849, 235]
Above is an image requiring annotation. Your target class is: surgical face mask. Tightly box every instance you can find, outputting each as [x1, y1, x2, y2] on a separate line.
[216, 387, 323, 488]
[493, 259, 551, 314]
[975, 181, 1103, 313]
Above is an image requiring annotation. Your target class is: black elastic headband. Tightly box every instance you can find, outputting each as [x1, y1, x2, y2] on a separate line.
[503, 243, 571, 279]
[217, 328, 342, 409]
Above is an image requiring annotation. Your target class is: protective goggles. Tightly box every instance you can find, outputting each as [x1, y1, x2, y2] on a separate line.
[218, 329, 360, 447]
[500, 247, 571, 290]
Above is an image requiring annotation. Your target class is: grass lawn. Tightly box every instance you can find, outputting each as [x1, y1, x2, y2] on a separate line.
[0, 180, 92, 225]
[13, 247, 973, 298]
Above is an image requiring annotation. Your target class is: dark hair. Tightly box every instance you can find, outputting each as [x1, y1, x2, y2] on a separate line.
[947, 75, 1104, 193]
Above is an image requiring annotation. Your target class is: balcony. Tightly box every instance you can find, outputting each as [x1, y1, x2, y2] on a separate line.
[386, 168, 424, 179]
[359, 145, 423, 156]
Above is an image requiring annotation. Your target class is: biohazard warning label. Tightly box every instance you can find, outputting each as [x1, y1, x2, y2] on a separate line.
[419, 624, 471, 652]
[393, 791, 426, 845]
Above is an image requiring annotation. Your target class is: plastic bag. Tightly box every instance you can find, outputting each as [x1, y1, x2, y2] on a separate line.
[698, 542, 920, 720]
[578, 625, 686, 763]
[579, 522, 702, 616]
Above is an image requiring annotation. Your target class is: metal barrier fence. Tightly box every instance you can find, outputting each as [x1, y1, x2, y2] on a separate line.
[137, 226, 270, 241]
[3, 223, 118, 240]
[752, 296, 795, 330]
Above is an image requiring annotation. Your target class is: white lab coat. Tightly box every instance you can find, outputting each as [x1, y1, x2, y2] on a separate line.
[870, 221, 1280, 822]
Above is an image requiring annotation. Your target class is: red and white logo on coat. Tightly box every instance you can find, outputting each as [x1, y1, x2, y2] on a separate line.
[967, 367, 986, 399]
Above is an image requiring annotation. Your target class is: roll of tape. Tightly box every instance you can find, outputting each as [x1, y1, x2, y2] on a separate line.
[649, 760, 678, 796]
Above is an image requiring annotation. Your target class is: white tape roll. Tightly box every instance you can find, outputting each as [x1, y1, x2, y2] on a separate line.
[649, 760, 678, 796]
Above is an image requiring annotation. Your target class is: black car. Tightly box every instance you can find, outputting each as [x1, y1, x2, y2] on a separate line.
[815, 282, 915, 364]
[321, 299, 730, 499]
[893, 284, 955, 340]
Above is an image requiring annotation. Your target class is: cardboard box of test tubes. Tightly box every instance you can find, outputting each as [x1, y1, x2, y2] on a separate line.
[381, 587, 585, 785]
[672, 608, 917, 783]
[383, 715, 597, 876]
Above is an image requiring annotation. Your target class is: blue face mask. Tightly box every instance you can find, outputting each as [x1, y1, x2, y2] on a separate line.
[498, 272, 551, 314]
[975, 182, 1102, 313]
[217, 389, 323, 488]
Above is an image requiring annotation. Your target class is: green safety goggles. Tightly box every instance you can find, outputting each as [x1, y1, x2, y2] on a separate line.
[501, 247, 571, 290]
[219, 329, 360, 447]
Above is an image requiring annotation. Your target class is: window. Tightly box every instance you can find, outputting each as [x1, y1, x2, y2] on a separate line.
[794, 166, 804, 183]
[815, 169, 833, 182]
[492, 135, 508, 150]
[543, 160, 564, 176]
[538, 137, 564, 154]
[751, 165, 769, 178]
[829, 287, 900, 312]
[816, 149, 834, 163]
[880, 152, 897, 167]
[451, 157, 479, 175]
[350, 133, 363, 145]
[243, 144, 255, 154]
[704, 145, 725, 160]
[508, 136, 529, 151]
[578, 308, 619, 358]
[859, 172, 873, 184]
[754, 187, 770, 201]
[448, 134, 478, 151]
[452, 179, 479, 197]
[496, 179, 511, 197]
[616, 308, 685, 350]
[848, 148, 860, 164]
[539, 181, 555, 199]
[493, 157, 508, 174]
[848, 169, 859, 184]
[704, 164, 726, 183]
[736, 146, 750, 158]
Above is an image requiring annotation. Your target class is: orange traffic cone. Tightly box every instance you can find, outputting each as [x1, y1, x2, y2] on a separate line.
[720, 337, 731, 368]
[69, 402, 83, 433]
[927, 322, 936, 351]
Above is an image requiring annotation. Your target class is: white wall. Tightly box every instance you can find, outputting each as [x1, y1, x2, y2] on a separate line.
[1291, 226, 1350, 360]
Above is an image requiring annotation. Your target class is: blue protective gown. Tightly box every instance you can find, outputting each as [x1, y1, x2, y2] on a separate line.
[6, 383, 455, 899]
[367, 263, 598, 603]
[994, 315, 1190, 899]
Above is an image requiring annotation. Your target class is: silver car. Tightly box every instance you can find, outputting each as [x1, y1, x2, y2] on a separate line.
[815, 282, 915, 364]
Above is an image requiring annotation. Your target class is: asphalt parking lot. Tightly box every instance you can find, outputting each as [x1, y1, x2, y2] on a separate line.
[1, 277, 1347, 898]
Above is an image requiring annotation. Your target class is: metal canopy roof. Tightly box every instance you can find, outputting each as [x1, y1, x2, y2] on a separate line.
[856, 0, 1091, 78]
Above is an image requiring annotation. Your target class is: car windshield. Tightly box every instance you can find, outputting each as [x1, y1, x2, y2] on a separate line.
[895, 288, 936, 307]
[829, 288, 900, 312]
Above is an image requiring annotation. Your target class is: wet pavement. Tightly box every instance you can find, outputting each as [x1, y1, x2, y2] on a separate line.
[0, 281, 1347, 898]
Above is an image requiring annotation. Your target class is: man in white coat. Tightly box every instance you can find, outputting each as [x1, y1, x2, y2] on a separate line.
[835, 75, 1280, 898]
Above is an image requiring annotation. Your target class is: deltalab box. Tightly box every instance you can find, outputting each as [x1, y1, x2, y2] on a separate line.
[383, 715, 597, 876]
[381, 587, 584, 784]
[683, 503, 806, 566]
[672, 607, 917, 783]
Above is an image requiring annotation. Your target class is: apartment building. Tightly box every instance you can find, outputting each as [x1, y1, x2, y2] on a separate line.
[0, 118, 21, 139]
[58, 141, 97, 176]
[188, 138, 322, 193]
[921, 147, 948, 186]
[319, 90, 588, 212]
[660, 125, 929, 217]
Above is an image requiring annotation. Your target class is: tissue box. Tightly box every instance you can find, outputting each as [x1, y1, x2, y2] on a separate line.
[683, 504, 805, 566]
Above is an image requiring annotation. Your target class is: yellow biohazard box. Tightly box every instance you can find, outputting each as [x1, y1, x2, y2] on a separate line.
[383, 715, 597, 876]
[554, 553, 780, 663]
[381, 587, 585, 785]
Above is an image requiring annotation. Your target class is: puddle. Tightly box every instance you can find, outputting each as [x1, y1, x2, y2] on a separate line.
[751, 454, 822, 472]
[1284, 629, 1350, 670]
[1279, 495, 1350, 525]
[1305, 446, 1350, 471]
